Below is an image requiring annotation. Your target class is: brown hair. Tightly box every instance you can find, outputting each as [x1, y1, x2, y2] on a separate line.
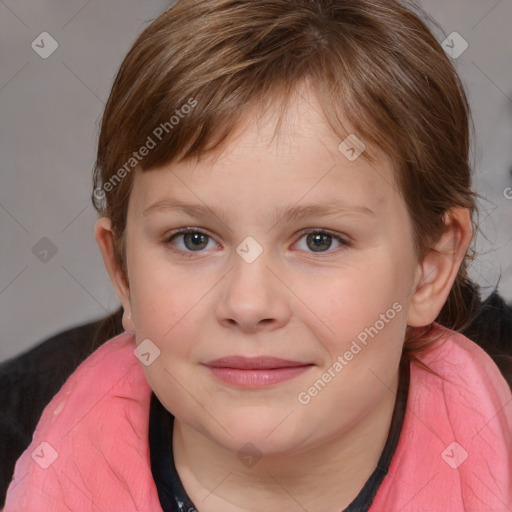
[92, 0, 479, 357]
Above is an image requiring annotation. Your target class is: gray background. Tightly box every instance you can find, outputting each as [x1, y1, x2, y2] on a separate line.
[1, 0, 511, 362]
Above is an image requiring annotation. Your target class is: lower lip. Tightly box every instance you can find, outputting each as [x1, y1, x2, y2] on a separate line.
[206, 366, 312, 387]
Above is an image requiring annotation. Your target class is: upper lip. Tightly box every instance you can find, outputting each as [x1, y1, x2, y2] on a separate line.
[203, 356, 312, 370]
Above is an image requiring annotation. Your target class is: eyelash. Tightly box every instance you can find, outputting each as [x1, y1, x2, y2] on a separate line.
[163, 227, 351, 258]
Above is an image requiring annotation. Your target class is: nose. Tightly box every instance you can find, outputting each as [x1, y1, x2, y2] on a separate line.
[215, 248, 291, 333]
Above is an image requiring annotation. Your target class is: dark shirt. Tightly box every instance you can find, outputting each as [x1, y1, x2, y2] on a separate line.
[149, 360, 410, 512]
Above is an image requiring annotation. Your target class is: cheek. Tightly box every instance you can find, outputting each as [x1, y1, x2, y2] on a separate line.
[128, 246, 199, 338]
[314, 260, 410, 346]
[297, 270, 408, 424]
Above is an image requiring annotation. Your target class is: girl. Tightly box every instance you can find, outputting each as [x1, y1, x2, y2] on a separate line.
[5, 0, 512, 510]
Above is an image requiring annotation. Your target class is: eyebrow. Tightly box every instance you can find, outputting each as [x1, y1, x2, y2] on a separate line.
[142, 199, 375, 228]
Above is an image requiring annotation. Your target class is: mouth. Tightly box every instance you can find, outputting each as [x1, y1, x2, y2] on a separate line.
[203, 356, 314, 388]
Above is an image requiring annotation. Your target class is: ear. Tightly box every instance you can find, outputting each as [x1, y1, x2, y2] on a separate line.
[407, 207, 473, 327]
[94, 217, 136, 332]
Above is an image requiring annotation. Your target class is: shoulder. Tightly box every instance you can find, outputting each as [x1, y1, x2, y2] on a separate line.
[416, 323, 512, 402]
[410, 323, 512, 435]
[411, 324, 512, 499]
[4, 331, 161, 511]
[0, 321, 123, 504]
[32, 330, 149, 445]
[371, 325, 512, 510]
[12, 329, 144, 443]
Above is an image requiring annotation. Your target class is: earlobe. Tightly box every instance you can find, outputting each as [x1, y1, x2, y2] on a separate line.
[407, 208, 472, 327]
[94, 217, 136, 332]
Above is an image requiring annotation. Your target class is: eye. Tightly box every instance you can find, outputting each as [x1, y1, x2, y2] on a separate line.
[164, 228, 219, 254]
[164, 228, 349, 256]
[293, 229, 348, 253]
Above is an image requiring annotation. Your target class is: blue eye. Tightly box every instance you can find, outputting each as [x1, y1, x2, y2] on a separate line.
[164, 228, 349, 256]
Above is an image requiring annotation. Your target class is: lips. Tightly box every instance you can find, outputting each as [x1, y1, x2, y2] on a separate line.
[204, 356, 309, 370]
[203, 356, 314, 387]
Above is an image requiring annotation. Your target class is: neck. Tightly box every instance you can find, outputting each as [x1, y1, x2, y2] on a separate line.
[172, 371, 400, 512]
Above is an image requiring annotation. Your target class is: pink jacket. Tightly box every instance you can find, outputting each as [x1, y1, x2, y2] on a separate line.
[4, 325, 512, 511]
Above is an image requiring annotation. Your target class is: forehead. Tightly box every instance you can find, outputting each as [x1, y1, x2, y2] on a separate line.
[129, 88, 401, 219]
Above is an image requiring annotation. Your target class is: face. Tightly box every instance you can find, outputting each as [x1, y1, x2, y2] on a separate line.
[120, 88, 421, 456]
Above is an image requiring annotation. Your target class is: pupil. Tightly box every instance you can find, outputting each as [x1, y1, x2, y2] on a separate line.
[307, 232, 331, 252]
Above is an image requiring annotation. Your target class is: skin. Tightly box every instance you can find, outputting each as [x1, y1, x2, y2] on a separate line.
[95, 85, 472, 511]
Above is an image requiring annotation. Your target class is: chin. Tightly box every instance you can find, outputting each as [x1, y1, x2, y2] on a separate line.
[202, 414, 310, 456]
